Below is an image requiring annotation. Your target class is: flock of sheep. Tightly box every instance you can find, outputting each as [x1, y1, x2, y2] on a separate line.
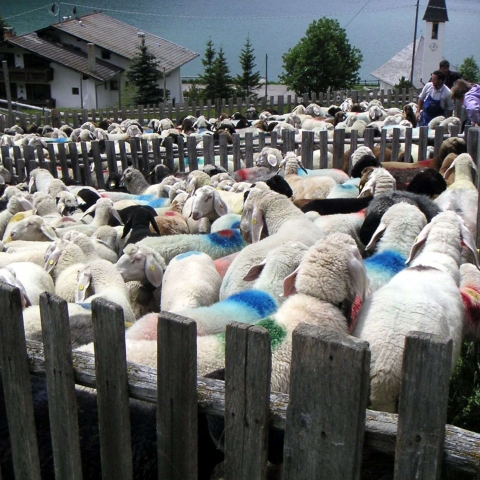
[0, 99, 478, 476]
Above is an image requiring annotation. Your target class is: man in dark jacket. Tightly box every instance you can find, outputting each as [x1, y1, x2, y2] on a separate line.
[439, 60, 462, 88]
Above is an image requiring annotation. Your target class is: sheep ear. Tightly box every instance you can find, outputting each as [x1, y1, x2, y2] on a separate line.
[243, 260, 267, 281]
[251, 206, 264, 243]
[149, 214, 161, 235]
[121, 217, 133, 239]
[75, 267, 92, 302]
[366, 222, 386, 251]
[460, 222, 480, 269]
[44, 246, 62, 273]
[82, 203, 96, 218]
[40, 223, 58, 241]
[282, 267, 299, 297]
[17, 197, 34, 210]
[406, 222, 433, 264]
[358, 186, 373, 198]
[213, 191, 228, 216]
[267, 153, 278, 167]
[347, 255, 369, 303]
[110, 208, 124, 225]
[444, 159, 456, 180]
[145, 253, 164, 287]
[28, 176, 35, 193]
[187, 178, 197, 196]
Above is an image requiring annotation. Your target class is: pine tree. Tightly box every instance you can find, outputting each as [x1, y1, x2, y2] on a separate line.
[213, 47, 234, 100]
[198, 39, 217, 101]
[126, 37, 166, 105]
[0, 15, 8, 39]
[234, 36, 261, 98]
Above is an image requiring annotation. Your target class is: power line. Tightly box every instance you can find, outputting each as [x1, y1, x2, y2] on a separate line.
[344, 0, 372, 28]
[4, 4, 53, 20]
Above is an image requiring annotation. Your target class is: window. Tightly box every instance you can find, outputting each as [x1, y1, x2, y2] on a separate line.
[110, 80, 119, 91]
[26, 83, 51, 100]
[432, 23, 439, 40]
[101, 50, 111, 59]
[23, 54, 50, 69]
[72, 87, 79, 95]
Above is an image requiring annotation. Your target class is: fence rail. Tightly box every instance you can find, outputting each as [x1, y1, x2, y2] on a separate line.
[1, 88, 422, 131]
[0, 285, 479, 479]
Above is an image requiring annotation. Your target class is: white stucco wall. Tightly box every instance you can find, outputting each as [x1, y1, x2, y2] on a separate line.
[422, 22, 446, 84]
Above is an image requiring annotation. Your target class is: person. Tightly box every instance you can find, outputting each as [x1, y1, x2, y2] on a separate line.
[439, 60, 462, 89]
[451, 79, 480, 127]
[417, 70, 454, 127]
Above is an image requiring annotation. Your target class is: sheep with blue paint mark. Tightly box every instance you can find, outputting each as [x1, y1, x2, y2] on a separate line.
[136, 228, 246, 265]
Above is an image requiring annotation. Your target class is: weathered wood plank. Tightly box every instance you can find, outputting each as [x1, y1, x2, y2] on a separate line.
[0, 284, 42, 480]
[23, 339, 480, 475]
[203, 134, 215, 165]
[225, 323, 271, 480]
[90, 141, 105, 189]
[39, 293, 83, 480]
[394, 332, 452, 480]
[418, 126, 429, 162]
[301, 130, 314, 170]
[333, 128, 346, 170]
[92, 298, 133, 480]
[80, 141, 93, 186]
[157, 313, 198, 480]
[244, 132, 254, 168]
[187, 135, 198, 172]
[318, 130, 329, 169]
[219, 134, 229, 171]
[232, 133, 241, 172]
[283, 325, 370, 480]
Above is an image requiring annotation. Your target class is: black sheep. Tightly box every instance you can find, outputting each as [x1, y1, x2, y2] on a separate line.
[406, 168, 447, 198]
[350, 154, 382, 179]
[264, 175, 293, 198]
[301, 196, 373, 215]
[122, 206, 161, 246]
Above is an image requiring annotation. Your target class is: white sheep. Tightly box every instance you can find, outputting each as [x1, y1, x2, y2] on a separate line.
[28, 168, 55, 193]
[358, 168, 396, 198]
[279, 152, 336, 201]
[352, 211, 478, 413]
[220, 187, 324, 300]
[160, 251, 222, 314]
[8, 215, 58, 243]
[444, 153, 477, 190]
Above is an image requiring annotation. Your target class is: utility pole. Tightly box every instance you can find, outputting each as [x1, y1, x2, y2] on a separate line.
[410, 0, 420, 86]
[2, 61, 14, 126]
[265, 54, 268, 97]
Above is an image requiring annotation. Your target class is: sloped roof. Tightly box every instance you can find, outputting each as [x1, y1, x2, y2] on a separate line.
[4, 33, 123, 81]
[370, 37, 425, 89]
[423, 0, 449, 22]
[47, 12, 198, 74]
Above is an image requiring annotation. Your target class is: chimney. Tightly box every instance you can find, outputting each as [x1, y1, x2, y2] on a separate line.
[87, 43, 96, 73]
[3, 27, 15, 41]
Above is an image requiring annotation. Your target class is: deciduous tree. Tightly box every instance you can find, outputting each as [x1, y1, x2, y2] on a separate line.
[280, 17, 362, 95]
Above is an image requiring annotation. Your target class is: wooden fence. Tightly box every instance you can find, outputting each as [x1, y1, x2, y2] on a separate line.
[0, 285, 479, 479]
[1, 124, 480, 190]
[0, 88, 423, 131]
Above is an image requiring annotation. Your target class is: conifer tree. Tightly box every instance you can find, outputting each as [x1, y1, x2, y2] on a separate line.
[234, 36, 261, 98]
[198, 39, 217, 101]
[213, 47, 234, 100]
[126, 37, 166, 105]
[459, 56, 480, 83]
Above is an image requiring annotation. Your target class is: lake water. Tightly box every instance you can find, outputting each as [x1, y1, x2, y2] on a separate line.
[3, 0, 480, 82]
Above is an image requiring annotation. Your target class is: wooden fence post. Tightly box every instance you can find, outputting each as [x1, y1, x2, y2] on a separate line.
[394, 332, 453, 480]
[92, 298, 133, 480]
[39, 293, 83, 480]
[283, 325, 370, 480]
[157, 312, 198, 480]
[333, 128, 346, 170]
[224, 323, 271, 480]
[0, 284, 42, 480]
[301, 130, 314, 169]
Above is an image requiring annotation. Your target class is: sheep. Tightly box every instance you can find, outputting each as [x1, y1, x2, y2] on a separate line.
[55, 190, 82, 216]
[160, 251, 222, 313]
[195, 233, 368, 396]
[459, 262, 480, 341]
[74, 259, 136, 324]
[359, 191, 442, 247]
[0, 261, 55, 306]
[136, 227, 247, 266]
[279, 152, 336, 201]
[406, 168, 447, 198]
[120, 167, 160, 196]
[242, 241, 309, 305]
[358, 167, 396, 198]
[220, 188, 324, 300]
[0, 192, 33, 240]
[444, 153, 477, 190]
[210, 213, 241, 232]
[28, 168, 55, 193]
[122, 206, 161, 247]
[8, 215, 58, 243]
[300, 196, 372, 215]
[128, 288, 278, 338]
[353, 211, 478, 413]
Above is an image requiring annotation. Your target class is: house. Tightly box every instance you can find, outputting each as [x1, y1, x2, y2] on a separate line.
[371, 0, 450, 90]
[0, 12, 199, 109]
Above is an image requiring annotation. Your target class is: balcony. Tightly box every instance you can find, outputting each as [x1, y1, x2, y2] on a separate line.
[3, 68, 54, 83]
